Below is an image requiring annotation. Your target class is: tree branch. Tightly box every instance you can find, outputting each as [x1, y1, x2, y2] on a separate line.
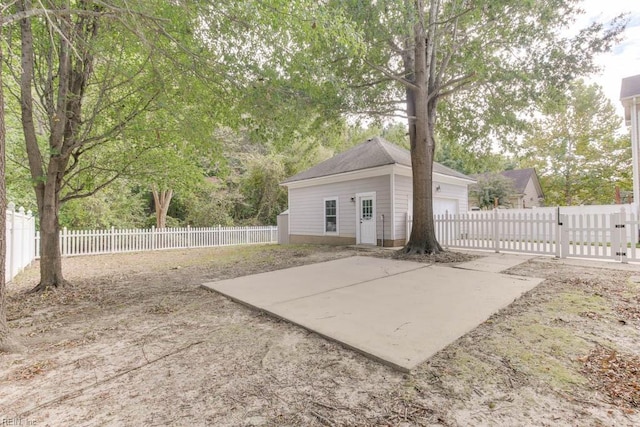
[363, 59, 419, 91]
[60, 172, 121, 203]
[348, 77, 392, 89]
[0, 8, 115, 27]
[17, 0, 45, 211]
[432, 72, 476, 100]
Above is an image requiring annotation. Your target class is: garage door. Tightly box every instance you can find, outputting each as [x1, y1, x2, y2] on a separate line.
[433, 198, 458, 216]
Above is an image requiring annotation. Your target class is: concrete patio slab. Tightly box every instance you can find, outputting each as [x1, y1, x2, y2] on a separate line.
[454, 253, 534, 273]
[207, 256, 426, 307]
[203, 256, 543, 371]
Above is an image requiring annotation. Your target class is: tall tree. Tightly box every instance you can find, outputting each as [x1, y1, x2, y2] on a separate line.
[318, 0, 625, 253]
[521, 80, 630, 205]
[1, 20, 10, 350]
[0, 20, 24, 352]
[2, 0, 230, 291]
[469, 173, 518, 210]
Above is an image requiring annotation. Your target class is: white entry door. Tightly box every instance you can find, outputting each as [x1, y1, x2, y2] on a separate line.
[357, 193, 376, 245]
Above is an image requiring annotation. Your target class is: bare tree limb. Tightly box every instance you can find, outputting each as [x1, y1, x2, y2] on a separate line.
[364, 59, 419, 91]
[432, 73, 476, 100]
[1, 8, 115, 27]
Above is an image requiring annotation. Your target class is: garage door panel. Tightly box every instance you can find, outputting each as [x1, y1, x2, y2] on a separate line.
[433, 198, 458, 216]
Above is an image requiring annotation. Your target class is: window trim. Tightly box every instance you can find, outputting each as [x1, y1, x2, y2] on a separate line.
[323, 197, 339, 235]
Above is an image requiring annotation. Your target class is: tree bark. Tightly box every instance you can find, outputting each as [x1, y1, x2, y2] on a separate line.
[152, 187, 173, 228]
[0, 24, 25, 352]
[32, 167, 67, 292]
[17, 0, 97, 291]
[402, 0, 442, 255]
[19, 0, 68, 291]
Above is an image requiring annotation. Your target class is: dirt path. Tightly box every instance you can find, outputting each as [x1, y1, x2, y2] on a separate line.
[1, 245, 639, 426]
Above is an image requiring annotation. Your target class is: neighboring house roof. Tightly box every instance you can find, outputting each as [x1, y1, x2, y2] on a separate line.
[282, 136, 473, 184]
[500, 169, 537, 194]
[474, 168, 544, 198]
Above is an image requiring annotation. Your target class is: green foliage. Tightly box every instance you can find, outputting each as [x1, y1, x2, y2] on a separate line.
[520, 80, 630, 206]
[315, 1, 625, 145]
[435, 135, 513, 175]
[2, 0, 628, 235]
[59, 182, 147, 229]
[180, 180, 236, 227]
[469, 173, 518, 210]
[232, 154, 288, 225]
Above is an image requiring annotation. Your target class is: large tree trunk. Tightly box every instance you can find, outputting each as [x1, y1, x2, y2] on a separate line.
[31, 170, 67, 292]
[152, 187, 173, 228]
[19, 0, 69, 292]
[0, 27, 25, 352]
[18, 0, 97, 291]
[402, 1, 442, 255]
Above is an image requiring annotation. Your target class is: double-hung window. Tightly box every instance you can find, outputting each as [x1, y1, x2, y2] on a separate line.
[324, 198, 338, 233]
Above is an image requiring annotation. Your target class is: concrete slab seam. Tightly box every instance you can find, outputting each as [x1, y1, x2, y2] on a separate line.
[270, 264, 432, 305]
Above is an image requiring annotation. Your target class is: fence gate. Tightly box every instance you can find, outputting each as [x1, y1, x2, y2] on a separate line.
[419, 207, 640, 264]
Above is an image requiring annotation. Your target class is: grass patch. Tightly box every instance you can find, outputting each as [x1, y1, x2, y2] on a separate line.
[487, 319, 589, 389]
[182, 244, 328, 267]
[547, 290, 611, 316]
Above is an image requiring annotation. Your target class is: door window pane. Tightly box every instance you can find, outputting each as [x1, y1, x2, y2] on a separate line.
[362, 199, 373, 219]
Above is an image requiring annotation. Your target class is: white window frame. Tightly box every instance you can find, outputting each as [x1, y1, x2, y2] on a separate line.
[323, 197, 339, 235]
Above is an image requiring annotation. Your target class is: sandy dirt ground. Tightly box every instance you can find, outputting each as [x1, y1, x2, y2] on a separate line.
[1, 244, 640, 426]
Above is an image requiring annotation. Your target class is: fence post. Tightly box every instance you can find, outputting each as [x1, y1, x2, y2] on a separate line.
[151, 226, 156, 250]
[611, 211, 620, 262]
[621, 208, 629, 263]
[554, 210, 561, 258]
[443, 211, 449, 247]
[7, 203, 15, 281]
[560, 214, 569, 258]
[26, 210, 34, 266]
[613, 208, 628, 263]
[187, 225, 192, 248]
[493, 209, 499, 253]
[61, 227, 67, 257]
[18, 207, 26, 274]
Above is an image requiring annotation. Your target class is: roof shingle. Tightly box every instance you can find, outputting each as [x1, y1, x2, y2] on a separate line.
[282, 136, 473, 183]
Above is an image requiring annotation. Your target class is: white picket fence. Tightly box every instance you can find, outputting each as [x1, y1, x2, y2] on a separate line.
[35, 225, 278, 258]
[407, 206, 640, 263]
[5, 203, 37, 283]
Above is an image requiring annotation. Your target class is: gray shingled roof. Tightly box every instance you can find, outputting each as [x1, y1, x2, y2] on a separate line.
[282, 136, 473, 183]
[473, 168, 543, 197]
[620, 74, 640, 100]
[500, 169, 537, 194]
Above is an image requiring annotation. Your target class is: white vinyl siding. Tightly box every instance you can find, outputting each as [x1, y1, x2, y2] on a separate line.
[522, 178, 542, 208]
[433, 182, 469, 213]
[288, 172, 471, 243]
[393, 176, 470, 240]
[324, 197, 338, 234]
[394, 175, 413, 242]
[289, 175, 391, 240]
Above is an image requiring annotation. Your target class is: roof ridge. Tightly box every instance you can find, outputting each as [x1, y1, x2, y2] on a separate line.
[281, 135, 474, 184]
[369, 137, 398, 165]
